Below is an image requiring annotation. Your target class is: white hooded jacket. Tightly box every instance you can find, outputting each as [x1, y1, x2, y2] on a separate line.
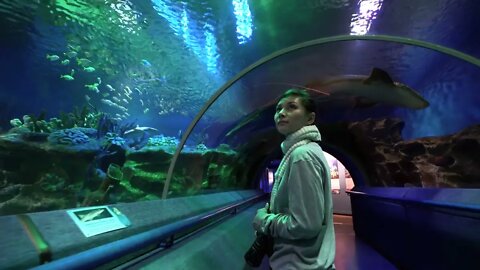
[260, 125, 336, 270]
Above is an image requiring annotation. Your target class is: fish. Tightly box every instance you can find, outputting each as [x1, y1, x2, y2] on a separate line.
[61, 59, 70, 65]
[60, 74, 74, 81]
[85, 83, 100, 93]
[64, 51, 77, 58]
[84, 66, 95, 72]
[141, 59, 152, 67]
[46, 54, 60, 61]
[100, 99, 127, 112]
[124, 125, 158, 136]
[306, 67, 429, 109]
[143, 108, 149, 114]
[123, 125, 159, 145]
[76, 58, 92, 66]
[106, 84, 116, 92]
[77, 209, 105, 222]
[61, 68, 76, 80]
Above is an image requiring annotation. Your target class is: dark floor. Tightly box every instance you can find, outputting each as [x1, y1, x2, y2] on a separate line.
[332, 215, 397, 270]
[119, 202, 398, 270]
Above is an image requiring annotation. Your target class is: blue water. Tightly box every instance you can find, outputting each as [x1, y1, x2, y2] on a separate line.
[0, 0, 479, 141]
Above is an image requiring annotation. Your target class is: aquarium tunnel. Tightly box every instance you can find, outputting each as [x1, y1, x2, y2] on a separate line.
[1, 0, 479, 269]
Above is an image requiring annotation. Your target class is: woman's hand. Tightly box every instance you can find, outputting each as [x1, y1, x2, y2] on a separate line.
[253, 203, 270, 234]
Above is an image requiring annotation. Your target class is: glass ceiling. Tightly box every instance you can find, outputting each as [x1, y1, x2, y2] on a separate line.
[0, 0, 479, 202]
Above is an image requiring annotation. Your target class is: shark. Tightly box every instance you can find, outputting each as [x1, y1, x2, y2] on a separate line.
[123, 125, 160, 148]
[78, 208, 105, 222]
[225, 68, 428, 139]
[124, 125, 158, 136]
[305, 67, 429, 109]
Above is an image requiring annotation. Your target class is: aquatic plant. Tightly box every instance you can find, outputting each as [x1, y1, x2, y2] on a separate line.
[48, 118, 64, 130]
[59, 105, 103, 129]
[216, 143, 237, 154]
[104, 133, 126, 147]
[9, 118, 22, 127]
[195, 143, 208, 151]
[8, 105, 105, 134]
[107, 163, 123, 182]
[9, 113, 51, 133]
[96, 114, 117, 138]
[146, 135, 178, 147]
[39, 173, 66, 193]
[96, 115, 137, 139]
[142, 135, 179, 152]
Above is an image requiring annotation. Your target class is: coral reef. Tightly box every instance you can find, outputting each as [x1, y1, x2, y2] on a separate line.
[0, 125, 242, 214]
[103, 133, 126, 147]
[8, 106, 104, 134]
[2, 114, 479, 215]
[47, 128, 92, 145]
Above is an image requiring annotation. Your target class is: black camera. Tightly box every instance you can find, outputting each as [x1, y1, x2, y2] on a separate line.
[244, 232, 274, 267]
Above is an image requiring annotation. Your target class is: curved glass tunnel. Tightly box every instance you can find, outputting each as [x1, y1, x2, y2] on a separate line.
[0, 0, 479, 269]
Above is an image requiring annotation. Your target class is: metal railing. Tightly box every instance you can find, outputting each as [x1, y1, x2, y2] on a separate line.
[32, 193, 266, 270]
[348, 190, 480, 215]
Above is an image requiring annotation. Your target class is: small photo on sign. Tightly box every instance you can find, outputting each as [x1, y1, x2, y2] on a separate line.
[67, 206, 128, 237]
[74, 208, 113, 222]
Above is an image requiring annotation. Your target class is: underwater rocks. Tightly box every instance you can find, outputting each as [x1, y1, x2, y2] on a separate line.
[0, 128, 100, 155]
[1, 117, 245, 214]
[347, 119, 480, 188]
[121, 145, 241, 199]
[0, 130, 99, 215]
[0, 185, 77, 215]
[348, 118, 404, 144]
[0, 127, 243, 214]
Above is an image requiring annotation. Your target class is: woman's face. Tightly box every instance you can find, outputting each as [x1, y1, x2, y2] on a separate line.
[274, 96, 315, 136]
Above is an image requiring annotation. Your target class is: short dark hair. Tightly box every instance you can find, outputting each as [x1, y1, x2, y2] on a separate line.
[277, 88, 316, 114]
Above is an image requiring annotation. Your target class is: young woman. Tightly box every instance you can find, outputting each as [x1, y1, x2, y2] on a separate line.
[252, 89, 335, 269]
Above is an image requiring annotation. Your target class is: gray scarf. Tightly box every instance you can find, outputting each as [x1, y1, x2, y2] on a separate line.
[271, 125, 322, 202]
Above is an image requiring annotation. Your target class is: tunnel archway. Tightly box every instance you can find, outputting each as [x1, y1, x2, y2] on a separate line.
[324, 151, 355, 215]
[163, 34, 480, 199]
[257, 147, 358, 215]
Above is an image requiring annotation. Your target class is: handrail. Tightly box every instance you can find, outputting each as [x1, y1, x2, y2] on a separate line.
[347, 190, 480, 214]
[31, 193, 266, 270]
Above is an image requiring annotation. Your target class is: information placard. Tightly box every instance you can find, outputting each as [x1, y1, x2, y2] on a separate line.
[67, 206, 130, 237]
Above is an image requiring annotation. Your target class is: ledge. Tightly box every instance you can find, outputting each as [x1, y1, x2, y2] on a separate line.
[0, 189, 262, 270]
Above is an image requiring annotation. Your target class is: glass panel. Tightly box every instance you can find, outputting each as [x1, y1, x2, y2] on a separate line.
[168, 80, 250, 197]
[1, 0, 479, 216]
[172, 40, 480, 194]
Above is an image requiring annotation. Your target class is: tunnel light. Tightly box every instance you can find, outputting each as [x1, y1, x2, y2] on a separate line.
[152, 0, 219, 73]
[349, 0, 383, 35]
[232, 0, 253, 44]
[205, 26, 219, 73]
[109, 0, 142, 34]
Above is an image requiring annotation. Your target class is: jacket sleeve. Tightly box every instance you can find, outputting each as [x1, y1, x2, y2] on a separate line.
[267, 158, 326, 240]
